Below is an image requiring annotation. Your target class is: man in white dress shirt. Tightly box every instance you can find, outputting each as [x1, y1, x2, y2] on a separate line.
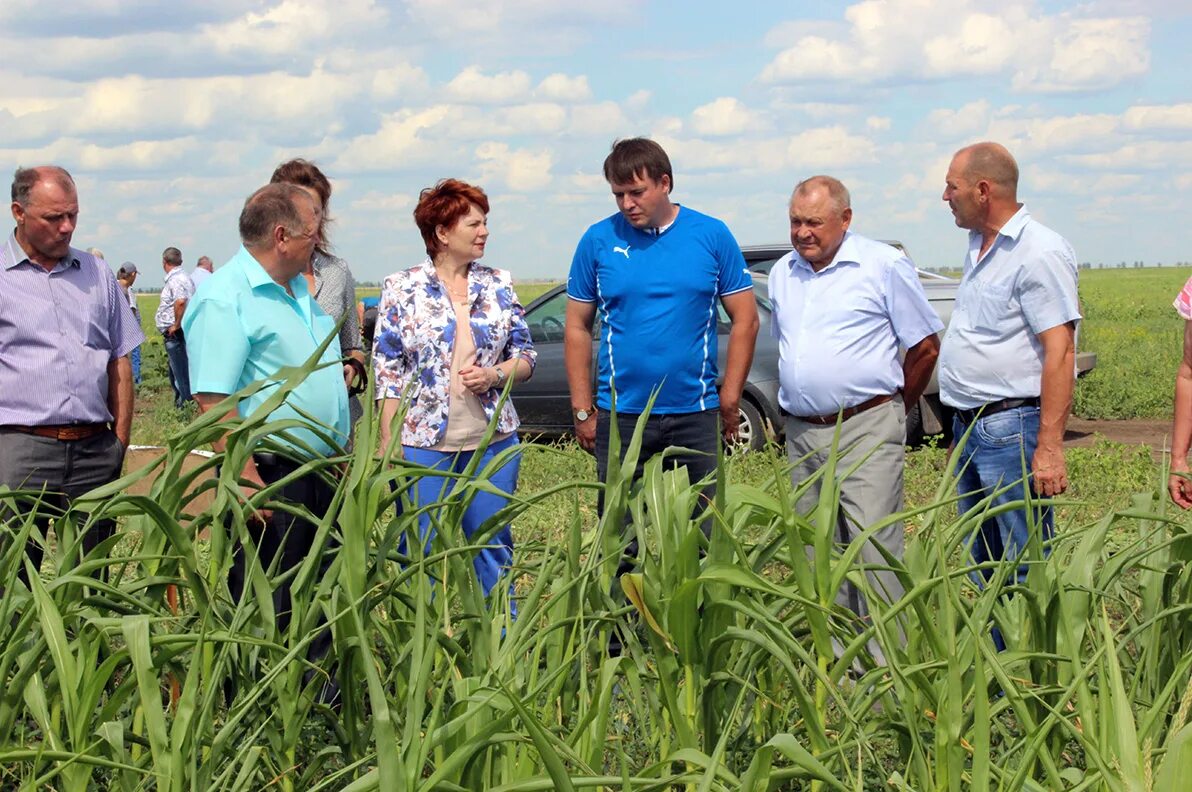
[769, 176, 942, 659]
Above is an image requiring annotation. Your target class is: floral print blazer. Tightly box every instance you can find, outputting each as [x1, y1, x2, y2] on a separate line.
[372, 259, 537, 447]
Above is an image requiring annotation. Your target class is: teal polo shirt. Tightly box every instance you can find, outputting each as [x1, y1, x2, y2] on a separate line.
[182, 245, 350, 457]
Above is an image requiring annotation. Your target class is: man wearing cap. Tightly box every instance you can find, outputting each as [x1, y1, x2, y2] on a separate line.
[115, 261, 143, 384]
[155, 246, 194, 408]
[770, 175, 942, 659]
[0, 165, 143, 579]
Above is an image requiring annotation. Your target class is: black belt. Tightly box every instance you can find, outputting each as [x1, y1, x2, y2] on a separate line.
[954, 397, 1040, 426]
[793, 393, 896, 426]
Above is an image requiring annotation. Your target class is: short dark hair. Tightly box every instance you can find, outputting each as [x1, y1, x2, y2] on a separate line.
[162, 247, 183, 267]
[270, 158, 333, 255]
[413, 179, 490, 257]
[12, 165, 75, 206]
[239, 183, 311, 249]
[602, 138, 673, 192]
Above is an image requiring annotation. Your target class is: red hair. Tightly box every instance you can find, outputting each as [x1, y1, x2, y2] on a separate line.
[414, 179, 490, 257]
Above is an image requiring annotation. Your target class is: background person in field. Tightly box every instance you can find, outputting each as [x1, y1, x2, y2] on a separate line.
[184, 183, 349, 699]
[0, 166, 143, 582]
[155, 246, 194, 408]
[115, 261, 143, 385]
[190, 255, 214, 290]
[270, 159, 367, 429]
[769, 175, 942, 663]
[372, 179, 536, 608]
[938, 142, 1080, 646]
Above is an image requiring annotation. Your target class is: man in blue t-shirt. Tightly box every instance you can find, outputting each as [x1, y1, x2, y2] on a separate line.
[564, 137, 759, 522]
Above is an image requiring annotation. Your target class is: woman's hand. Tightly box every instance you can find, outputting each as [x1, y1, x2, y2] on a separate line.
[460, 365, 498, 395]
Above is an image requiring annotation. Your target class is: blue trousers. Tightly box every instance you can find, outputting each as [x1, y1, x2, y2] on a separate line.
[402, 435, 520, 605]
[953, 406, 1054, 595]
[162, 330, 191, 407]
[130, 345, 142, 385]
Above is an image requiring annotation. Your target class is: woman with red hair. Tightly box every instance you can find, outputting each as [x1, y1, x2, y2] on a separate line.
[372, 179, 536, 610]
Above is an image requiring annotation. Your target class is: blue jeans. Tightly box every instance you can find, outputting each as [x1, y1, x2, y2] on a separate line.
[953, 407, 1054, 589]
[162, 330, 191, 407]
[130, 345, 142, 385]
[402, 434, 521, 608]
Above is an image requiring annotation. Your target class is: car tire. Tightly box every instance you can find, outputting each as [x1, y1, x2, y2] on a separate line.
[734, 399, 766, 453]
[906, 402, 924, 447]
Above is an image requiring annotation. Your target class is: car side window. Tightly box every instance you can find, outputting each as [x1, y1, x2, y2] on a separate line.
[527, 291, 569, 344]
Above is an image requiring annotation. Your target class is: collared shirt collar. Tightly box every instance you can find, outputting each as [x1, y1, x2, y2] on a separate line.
[236, 245, 309, 299]
[968, 204, 1031, 247]
[788, 230, 860, 275]
[3, 231, 79, 271]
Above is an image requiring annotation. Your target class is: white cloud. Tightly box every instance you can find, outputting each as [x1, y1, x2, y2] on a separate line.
[1123, 104, 1192, 131]
[536, 73, 593, 102]
[786, 126, 879, 169]
[202, 0, 386, 56]
[475, 143, 554, 192]
[334, 106, 458, 171]
[866, 116, 892, 131]
[446, 67, 533, 104]
[691, 97, 766, 137]
[760, 0, 1152, 93]
[349, 191, 414, 213]
[925, 100, 993, 139]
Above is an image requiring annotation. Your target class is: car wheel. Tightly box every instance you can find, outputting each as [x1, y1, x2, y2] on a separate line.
[733, 399, 766, 453]
[906, 402, 924, 447]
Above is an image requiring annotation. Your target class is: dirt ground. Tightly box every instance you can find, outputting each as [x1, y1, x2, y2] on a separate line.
[1064, 418, 1172, 458]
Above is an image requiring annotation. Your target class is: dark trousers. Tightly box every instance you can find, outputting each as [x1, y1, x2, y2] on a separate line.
[594, 409, 720, 571]
[0, 428, 125, 583]
[228, 453, 336, 634]
[162, 329, 192, 407]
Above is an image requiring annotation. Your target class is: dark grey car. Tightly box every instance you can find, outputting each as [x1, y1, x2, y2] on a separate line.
[513, 242, 1095, 449]
[513, 273, 781, 451]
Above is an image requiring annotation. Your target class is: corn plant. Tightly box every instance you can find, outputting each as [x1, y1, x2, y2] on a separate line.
[2, 350, 1192, 790]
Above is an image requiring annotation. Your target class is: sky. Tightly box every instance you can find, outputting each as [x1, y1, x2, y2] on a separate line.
[3, 0, 1190, 287]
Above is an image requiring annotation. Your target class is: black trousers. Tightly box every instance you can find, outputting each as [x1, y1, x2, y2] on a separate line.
[227, 452, 336, 636]
[0, 428, 125, 584]
[593, 408, 720, 572]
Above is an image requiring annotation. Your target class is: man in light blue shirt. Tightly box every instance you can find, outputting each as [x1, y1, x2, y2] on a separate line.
[939, 142, 1080, 637]
[770, 176, 941, 661]
[183, 183, 349, 696]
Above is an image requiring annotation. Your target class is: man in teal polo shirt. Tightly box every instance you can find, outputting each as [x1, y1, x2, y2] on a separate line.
[183, 183, 349, 690]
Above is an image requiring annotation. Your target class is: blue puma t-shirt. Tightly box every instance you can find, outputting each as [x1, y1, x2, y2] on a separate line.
[566, 206, 752, 414]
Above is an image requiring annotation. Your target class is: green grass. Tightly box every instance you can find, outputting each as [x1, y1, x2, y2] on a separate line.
[1073, 267, 1192, 420]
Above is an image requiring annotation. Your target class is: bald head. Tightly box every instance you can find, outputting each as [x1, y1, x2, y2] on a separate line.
[12, 166, 75, 207]
[953, 142, 1018, 199]
[792, 175, 851, 213]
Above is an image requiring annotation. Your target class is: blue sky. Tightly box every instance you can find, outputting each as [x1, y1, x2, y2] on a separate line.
[3, 0, 1189, 286]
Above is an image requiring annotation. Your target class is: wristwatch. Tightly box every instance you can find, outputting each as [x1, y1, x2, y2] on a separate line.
[493, 367, 507, 385]
[573, 406, 596, 422]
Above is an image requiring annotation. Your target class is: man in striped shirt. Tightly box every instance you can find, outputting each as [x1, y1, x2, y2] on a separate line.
[0, 165, 144, 581]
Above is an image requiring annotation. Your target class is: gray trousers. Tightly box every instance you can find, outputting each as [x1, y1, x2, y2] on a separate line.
[787, 397, 906, 659]
[0, 428, 125, 581]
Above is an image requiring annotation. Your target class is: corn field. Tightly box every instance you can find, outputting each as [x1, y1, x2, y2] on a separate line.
[3, 366, 1192, 790]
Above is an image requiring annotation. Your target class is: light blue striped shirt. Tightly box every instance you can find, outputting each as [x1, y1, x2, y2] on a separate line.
[938, 206, 1081, 410]
[0, 233, 144, 425]
[768, 232, 943, 416]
